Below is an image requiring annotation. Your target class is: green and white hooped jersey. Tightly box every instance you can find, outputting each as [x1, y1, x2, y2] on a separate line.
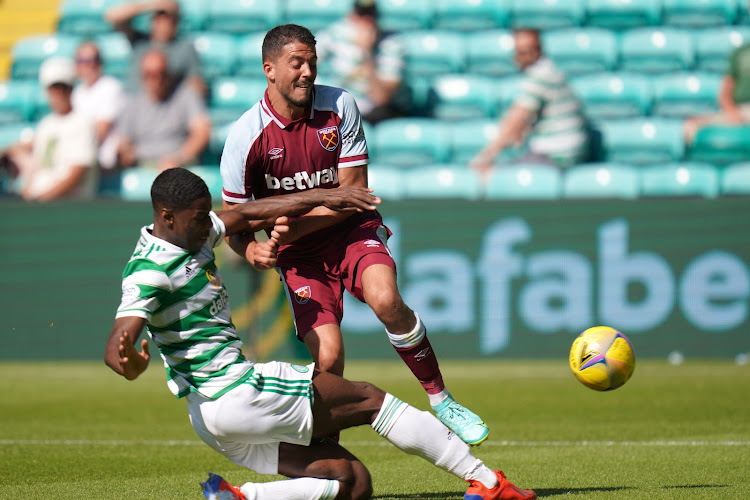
[116, 212, 253, 399]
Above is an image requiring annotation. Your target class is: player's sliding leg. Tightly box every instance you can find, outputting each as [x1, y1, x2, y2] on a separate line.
[360, 263, 489, 446]
[371, 393, 535, 500]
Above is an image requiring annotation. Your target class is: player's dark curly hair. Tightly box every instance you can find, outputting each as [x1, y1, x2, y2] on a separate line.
[151, 168, 209, 210]
[262, 24, 316, 62]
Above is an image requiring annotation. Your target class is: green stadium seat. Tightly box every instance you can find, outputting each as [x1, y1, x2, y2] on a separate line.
[0, 80, 36, 124]
[432, 0, 509, 31]
[377, 0, 433, 31]
[543, 28, 618, 76]
[485, 164, 562, 200]
[398, 31, 466, 78]
[651, 72, 721, 119]
[404, 164, 483, 200]
[11, 34, 81, 80]
[619, 28, 694, 74]
[177, 0, 209, 33]
[192, 32, 237, 79]
[427, 74, 499, 120]
[120, 168, 159, 201]
[497, 75, 524, 112]
[721, 162, 750, 195]
[600, 118, 685, 165]
[511, 0, 585, 30]
[563, 163, 640, 199]
[205, 119, 234, 165]
[640, 162, 719, 198]
[448, 118, 524, 165]
[0, 122, 34, 150]
[283, 0, 350, 33]
[367, 165, 405, 200]
[205, 0, 281, 35]
[58, 0, 119, 36]
[95, 32, 132, 80]
[465, 30, 517, 77]
[235, 32, 266, 79]
[584, 0, 661, 30]
[209, 77, 265, 126]
[662, 0, 738, 27]
[694, 27, 750, 73]
[187, 165, 223, 199]
[371, 118, 451, 168]
[449, 119, 497, 164]
[688, 125, 750, 165]
[570, 73, 652, 121]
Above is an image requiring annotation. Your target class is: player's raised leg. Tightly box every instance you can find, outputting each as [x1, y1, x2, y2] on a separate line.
[360, 263, 489, 446]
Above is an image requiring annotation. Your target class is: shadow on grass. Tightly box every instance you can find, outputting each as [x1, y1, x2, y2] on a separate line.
[532, 486, 636, 496]
[662, 484, 729, 489]
[374, 486, 637, 499]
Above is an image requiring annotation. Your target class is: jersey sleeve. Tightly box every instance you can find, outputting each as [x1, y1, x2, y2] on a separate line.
[220, 116, 257, 204]
[336, 90, 369, 169]
[115, 261, 171, 320]
[209, 211, 226, 248]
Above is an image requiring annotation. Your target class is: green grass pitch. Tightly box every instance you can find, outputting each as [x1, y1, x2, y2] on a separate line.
[1, 359, 748, 499]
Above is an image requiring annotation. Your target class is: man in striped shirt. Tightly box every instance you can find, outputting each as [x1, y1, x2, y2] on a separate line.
[104, 168, 535, 500]
[472, 29, 589, 172]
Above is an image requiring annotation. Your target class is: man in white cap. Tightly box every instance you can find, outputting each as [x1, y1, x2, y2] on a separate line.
[0, 57, 98, 201]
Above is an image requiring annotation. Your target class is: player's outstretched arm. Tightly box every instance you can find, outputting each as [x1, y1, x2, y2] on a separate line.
[218, 185, 380, 236]
[104, 316, 150, 380]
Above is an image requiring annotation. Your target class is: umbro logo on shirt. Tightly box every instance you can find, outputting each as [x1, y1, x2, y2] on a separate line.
[268, 148, 284, 160]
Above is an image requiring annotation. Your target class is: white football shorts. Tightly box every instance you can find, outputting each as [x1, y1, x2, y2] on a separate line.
[186, 361, 315, 475]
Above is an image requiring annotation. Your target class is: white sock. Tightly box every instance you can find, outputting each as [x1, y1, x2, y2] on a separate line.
[371, 393, 498, 489]
[240, 477, 339, 500]
[428, 388, 452, 407]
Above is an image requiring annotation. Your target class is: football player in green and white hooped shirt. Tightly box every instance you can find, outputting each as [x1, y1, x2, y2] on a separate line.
[104, 168, 536, 500]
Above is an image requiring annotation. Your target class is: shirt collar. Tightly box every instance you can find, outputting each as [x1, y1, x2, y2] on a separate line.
[261, 88, 315, 129]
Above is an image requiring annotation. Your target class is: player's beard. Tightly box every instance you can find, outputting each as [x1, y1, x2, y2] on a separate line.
[282, 82, 314, 109]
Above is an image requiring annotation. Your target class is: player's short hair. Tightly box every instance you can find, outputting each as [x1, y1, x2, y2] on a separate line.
[262, 24, 316, 62]
[151, 168, 209, 210]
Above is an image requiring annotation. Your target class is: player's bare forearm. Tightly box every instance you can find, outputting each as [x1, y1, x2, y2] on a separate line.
[104, 316, 149, 380]
[219, 184, 378, 237]
[280, 165, 370, 242]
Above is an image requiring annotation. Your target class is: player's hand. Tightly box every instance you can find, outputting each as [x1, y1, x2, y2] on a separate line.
[469, 151, 496, 180]
[270, 216, 297, 246]
[118, 332, 150, 380]
[249, 239, 279, 270]
[322, 186, 381, 212]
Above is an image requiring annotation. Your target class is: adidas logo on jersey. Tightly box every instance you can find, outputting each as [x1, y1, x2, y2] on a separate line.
[185, 265, 196, 279]
[364, 239, 381, 248]
[265, 167, 339, 191]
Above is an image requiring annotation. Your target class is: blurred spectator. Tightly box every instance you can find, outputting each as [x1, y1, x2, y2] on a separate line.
[0, 58, 97, 201]
[472, 29, 589, 174]
[316, 0, 406, 124]
[72, 41, 125, 171]
[684, 37, 750, 143]
[105, 0, 205, 96]
[116, 50, 210, 171]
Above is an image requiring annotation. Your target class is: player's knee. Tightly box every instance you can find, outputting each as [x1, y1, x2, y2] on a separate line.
[334, 459, 372, 500]
[366, 287, 404, 322]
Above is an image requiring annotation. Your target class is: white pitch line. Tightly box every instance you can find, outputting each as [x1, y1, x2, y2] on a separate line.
[1, 439, 749, 447]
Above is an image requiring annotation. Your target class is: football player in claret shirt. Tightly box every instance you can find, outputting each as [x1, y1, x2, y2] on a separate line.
[219, 24, 488, 446]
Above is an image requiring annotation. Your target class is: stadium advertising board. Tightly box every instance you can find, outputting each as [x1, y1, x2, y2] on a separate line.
[0, 198, 747, 360]
[342, 198, 749, 359]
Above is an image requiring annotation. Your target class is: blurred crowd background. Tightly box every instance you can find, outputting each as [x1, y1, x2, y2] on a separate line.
[1, 0, 750, 203]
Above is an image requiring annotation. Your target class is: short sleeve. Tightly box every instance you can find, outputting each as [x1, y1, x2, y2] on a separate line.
[337, 90, 369, 169]
[220, 116, 256, 203]
[209, 211, 226, 248]
[115, 263, 171, 320]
